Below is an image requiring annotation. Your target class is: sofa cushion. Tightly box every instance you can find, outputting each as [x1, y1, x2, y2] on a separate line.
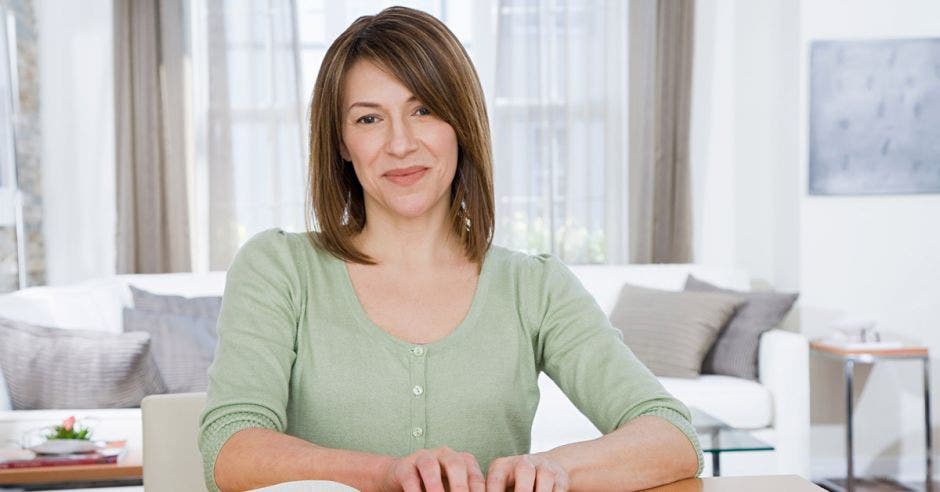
[0, 318, 167, 410]
[0, 280, 129, 333]
[684, 275, 799, 380]
[531, 372, 774, 452]
[660, 374, 773, 429]
[566, 264, 751, 315]
[609, 284, 743, 378]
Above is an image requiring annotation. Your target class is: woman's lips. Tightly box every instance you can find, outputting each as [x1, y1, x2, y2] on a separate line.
[384, 167, 429, 186]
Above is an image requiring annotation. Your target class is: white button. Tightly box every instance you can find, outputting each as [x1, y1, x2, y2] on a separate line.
[412, 385, 424, 396]
[412, 427, 424, 438]
[411, 346, 425, 356]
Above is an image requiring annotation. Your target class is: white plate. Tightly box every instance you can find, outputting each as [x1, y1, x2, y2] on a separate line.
[28, 439, 98, 455]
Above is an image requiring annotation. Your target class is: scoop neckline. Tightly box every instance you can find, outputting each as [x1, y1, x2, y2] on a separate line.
[332, 247, 494, 354]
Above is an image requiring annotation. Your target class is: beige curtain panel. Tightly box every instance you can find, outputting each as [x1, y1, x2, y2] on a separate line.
[628, 0, 695, 264]
[114, 0, 192, 274]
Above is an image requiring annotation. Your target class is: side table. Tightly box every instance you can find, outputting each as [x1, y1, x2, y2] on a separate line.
[810, 340, 932, 492]
[0, 448, 142, 488]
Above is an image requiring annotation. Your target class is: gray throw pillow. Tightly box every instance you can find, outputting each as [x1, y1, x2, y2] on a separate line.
[122, 309, 217, 393]
[684, 275, 799, 380]
[0, 318, 167, 410]
[124, 287, 221, 393]
[609, 284, 744, 379]
[129, 285, 222, 319]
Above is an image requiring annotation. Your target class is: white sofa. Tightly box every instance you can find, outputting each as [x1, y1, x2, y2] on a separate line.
[0, 264, 809, 479]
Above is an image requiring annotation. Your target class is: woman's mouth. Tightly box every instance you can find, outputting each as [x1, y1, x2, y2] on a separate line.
[384, 166, 429, 186]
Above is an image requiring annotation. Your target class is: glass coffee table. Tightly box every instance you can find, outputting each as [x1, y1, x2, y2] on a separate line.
[691, 407, 774, 476]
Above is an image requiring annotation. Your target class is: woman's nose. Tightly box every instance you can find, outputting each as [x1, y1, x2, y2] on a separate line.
[385, 118, 419, 157]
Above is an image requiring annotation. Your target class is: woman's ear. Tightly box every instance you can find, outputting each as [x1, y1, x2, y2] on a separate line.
[339, 142, 351, 162]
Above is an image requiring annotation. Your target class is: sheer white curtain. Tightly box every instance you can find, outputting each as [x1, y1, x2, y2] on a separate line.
[189, 0, 307, 271]
[490, 0, 629, 264]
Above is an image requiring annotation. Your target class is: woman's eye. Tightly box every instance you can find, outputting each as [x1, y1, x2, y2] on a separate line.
[414, 107, 431, 116]
[356, 115, 378, 124]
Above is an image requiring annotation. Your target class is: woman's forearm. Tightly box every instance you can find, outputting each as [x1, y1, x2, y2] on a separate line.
[540, 415, 699, 491]
[213, 428, 394, 492]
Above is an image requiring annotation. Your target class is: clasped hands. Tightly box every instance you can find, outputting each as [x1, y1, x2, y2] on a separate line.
[379, 447, 569, 492]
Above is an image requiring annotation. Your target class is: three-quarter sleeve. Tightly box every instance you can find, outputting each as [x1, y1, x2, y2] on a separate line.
[529, 255, 704, 475]
[198, 228, 304, 491]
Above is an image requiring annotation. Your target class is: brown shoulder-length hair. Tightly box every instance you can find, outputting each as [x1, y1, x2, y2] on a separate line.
[305, 6, 494, 267]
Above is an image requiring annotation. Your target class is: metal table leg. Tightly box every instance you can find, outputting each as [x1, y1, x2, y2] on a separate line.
[711, 428, 721, 476]
[846, 359, 855, 492]
[925, 357, 933, 492]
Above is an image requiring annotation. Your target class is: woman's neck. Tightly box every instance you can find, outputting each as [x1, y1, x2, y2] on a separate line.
[352, 212, 465, 269]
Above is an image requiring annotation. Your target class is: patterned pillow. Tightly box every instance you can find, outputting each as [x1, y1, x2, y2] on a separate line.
[684, 275, 799, 380]
[609, 284, 743, 379]
[0, 317, 166, 409]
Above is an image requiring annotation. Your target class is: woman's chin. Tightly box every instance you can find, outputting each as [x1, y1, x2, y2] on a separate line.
[385, 199, 443, 221]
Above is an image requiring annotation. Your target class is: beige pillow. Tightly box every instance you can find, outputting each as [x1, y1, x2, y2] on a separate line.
[609, 284, 743, 378]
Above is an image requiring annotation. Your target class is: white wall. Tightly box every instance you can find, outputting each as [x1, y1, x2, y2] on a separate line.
[798, 0, 940, 482]
[691, 0, 800, 293]
[38, 0, 116, 285]
[696, 0, 940, 483]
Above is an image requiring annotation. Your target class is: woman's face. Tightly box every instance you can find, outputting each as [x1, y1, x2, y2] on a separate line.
[340, 59, 459, 225]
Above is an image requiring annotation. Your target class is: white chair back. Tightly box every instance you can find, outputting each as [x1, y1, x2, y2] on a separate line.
[142, 392, 208, 491]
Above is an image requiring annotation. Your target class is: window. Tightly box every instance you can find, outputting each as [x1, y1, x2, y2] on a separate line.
[189, 0, 628, 267]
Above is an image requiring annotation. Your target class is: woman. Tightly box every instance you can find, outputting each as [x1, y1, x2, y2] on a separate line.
[199, 6, 702, 492]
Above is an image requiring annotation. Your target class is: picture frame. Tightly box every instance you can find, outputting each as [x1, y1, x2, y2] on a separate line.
[809, 38, 940, 195]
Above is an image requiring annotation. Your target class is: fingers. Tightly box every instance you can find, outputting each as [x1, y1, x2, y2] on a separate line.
[512, 456, 536, 492]
[414, 449, 446, 492]
[462, 452, 486, 492]
[486, 455, 568, 492]
[438, 449, 469, 492]
[486, 457, 510, 492]
[393, 460, 424, 492]
[533, 465, 555, 492]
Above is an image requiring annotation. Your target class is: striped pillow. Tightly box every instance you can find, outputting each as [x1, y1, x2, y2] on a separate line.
[0, 317, 167, 409]
[609, 284, 743, 379]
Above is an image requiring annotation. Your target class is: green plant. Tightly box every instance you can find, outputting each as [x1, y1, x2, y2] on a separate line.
[45, 416, 91, 440]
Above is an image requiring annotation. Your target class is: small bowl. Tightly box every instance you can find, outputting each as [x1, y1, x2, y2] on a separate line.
[28, 439, 98, 455]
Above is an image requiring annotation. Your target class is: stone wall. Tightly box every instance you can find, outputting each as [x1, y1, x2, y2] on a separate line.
[0, 0, 43, 292]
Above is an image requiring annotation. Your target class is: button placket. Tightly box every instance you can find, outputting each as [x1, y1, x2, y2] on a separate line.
[409, 345, 428, 450]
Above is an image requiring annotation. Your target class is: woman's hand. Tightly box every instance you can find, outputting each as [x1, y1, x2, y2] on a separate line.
[485, 453, 569, 492]
[377, 447, 485, 492]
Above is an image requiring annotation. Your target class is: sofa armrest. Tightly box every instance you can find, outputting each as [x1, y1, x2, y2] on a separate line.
[758, 328, 810, 477]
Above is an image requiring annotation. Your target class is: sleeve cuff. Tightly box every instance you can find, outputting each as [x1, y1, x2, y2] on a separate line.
[199, 411, 280, 492]
[639, 406, 705, 477]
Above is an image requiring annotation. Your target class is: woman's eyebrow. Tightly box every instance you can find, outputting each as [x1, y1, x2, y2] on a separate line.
[346, 96, 418, 113]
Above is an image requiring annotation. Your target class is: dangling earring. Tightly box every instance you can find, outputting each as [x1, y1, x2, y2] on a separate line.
[459, 200, 471, 231]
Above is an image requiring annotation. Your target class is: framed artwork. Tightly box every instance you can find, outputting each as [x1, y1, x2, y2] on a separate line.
[809, 38, 940, 195]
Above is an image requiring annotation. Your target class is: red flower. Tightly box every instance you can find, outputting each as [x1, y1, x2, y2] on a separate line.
[62, 416, 75, 432]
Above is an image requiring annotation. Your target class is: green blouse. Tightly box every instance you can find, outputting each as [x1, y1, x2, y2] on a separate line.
[198, 229, 703, 490]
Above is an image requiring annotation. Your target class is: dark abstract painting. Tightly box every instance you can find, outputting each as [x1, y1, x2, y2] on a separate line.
[809, 38, 940, 195]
